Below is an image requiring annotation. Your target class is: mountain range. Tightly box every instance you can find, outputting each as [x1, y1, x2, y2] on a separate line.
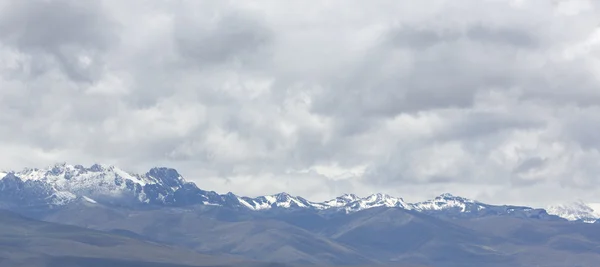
[1, 163, 596, 222]
[1, 163, 600, 267]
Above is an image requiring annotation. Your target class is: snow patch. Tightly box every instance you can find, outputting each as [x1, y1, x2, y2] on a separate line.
[82, 196, 97, 204]
[114, 167, 147, 186]
[237, 197, 255, 210]
[264, 195, 276, 204]
[202, 201, 221, 206]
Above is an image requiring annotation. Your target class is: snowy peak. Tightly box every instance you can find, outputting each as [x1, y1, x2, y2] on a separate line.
[0, 163, 596, 223]
[546, 200, 600, 223]
[435, 193, 474, 202]
[0, 163, 195, 207]
[318, 193, 408, 213]
[340, 193, 360, 201]
[358, 193, 407, 209]
[236, 192, 408, 212]
[237, 192, 312, 210]
[13, 163, 152, 191]
[146, 167, 186, 189]
[321, 193, 360, 208]
[411, 193, 478, 212]
[407, 193, 558, 220]
[437, 193, 457, 198]
[8, 164, 187, 189]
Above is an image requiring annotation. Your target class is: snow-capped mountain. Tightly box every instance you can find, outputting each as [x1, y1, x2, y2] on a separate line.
[410, 193, 479, 212]
[0, 163, 206, 207]
[546, 201, 600, 223]
[406, 193, 559, 220]
[237, 192, 314, 210]
[337, 193, 408, 213]
[321, 193, 360, 208]
[0, 163, 414, 213]
[0, 163, 585, 222]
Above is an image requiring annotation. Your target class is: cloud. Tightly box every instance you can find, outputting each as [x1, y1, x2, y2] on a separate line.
[0, 0, 117, 82]
[1, 0, 600, 205]
[173, 9, 272, 67]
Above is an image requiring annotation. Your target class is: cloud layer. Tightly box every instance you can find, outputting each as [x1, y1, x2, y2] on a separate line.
[1, 0, 600, 205]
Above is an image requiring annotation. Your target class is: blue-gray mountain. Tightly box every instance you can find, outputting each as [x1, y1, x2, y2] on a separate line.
[3, 164, 600, 266]
[0, 163, 594, 222]
[0, 209, 267, 267]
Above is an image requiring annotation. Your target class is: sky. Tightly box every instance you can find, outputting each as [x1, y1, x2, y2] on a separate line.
[1, 0, 600, 206]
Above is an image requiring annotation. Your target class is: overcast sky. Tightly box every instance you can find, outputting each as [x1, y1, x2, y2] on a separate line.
[1, 0, 600, 206]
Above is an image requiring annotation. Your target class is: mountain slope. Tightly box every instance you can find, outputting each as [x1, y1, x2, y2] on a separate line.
[36, 202, 371, 265]
[315, 207, 514, 267]
[34, 202, 600, 267]
[458, 216, 600, 267]
[0, 210, 255, 267]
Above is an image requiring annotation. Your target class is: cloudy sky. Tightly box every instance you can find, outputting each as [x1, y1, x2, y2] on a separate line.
[1, 0, 600, 206]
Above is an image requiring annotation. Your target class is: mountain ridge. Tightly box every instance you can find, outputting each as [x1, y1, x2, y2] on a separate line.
[0, 163, 597, 223]
[3, 163, 600, 266]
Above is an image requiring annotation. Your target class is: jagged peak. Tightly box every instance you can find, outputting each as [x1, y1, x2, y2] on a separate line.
[148, 166, 180, 173]
[273, 192, 291, 197]
[89, 163, 115, 172]
[340, 193, 359, 200]
[5, 163, 191, 191]
[362, 193, 404, 202]
[2, 164, 592, 223]
[432, 193, 476, 203]
[437, 193, 456, 198]
[325, 193, 360, 202]
[19, 163, 118, 175]
[146, 167, 186, 188]
[147, 167, 183, 179]
[274, 192, 311, 202]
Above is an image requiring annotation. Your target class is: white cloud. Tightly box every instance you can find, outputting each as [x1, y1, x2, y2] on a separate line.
[1, 0, 600, 205]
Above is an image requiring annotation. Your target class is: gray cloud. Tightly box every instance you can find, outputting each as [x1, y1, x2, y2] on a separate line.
[1, 0, 600, 205]
[466, 24, 538, 48]
[510, 156, 548, 186]
[0, 0, 117, 82]
[437, 110, 546, 141]
[173, 11, 272, 67]
[390, 27, 460, 49]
